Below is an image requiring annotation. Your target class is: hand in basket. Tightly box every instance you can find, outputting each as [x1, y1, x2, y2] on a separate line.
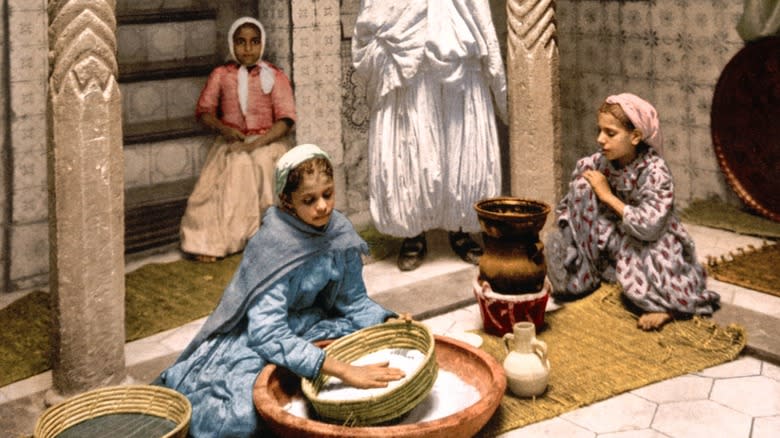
[386, 312, 414, 323]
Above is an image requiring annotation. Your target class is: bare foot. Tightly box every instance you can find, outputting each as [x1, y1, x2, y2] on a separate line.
[194, 254, 217, 263]
[637, 312, 672, 331]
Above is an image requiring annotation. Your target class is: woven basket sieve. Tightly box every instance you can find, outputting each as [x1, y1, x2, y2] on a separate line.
[301, 320, 438, 426]
[34, 384, 191, 438]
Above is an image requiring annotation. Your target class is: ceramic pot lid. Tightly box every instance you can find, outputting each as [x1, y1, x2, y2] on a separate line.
[710, 36, 780, 222]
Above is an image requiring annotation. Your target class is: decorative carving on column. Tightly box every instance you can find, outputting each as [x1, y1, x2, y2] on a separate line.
[47, 0, 127, 399]
[506, 0, 562, 209]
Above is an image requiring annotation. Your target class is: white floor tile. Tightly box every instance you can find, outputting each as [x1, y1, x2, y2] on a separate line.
[496, 417, 595, 438]
[631, 374, 713, 403]
[652, 400, 752, 438]
[710, 375, 780, 417]
[752, 416, 780, 438]
[560, 393, 657, 434]
[697, 356, 763, 378]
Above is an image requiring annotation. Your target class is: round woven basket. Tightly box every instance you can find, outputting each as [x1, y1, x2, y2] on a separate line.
[34, 384, 191, 438]
[301, 320, 438, 426]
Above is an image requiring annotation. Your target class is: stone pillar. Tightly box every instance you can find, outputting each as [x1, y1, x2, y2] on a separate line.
[47, 0, 126, 399]
[506, 0, 562, 210]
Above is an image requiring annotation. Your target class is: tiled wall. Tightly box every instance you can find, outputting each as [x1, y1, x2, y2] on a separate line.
[556, 0, 746, 208]
[5, 0, 49, 291]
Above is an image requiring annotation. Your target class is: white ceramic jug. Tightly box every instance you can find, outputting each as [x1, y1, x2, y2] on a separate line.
[502, 321, 550, 397]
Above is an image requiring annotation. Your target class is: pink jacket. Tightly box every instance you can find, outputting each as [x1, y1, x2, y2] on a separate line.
[196, 63, 296, 136]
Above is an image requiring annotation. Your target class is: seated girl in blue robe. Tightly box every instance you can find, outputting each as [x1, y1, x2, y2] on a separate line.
[158, 144, 405, 437]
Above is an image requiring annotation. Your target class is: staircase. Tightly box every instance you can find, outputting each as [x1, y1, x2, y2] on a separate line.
[117, 1, 222, 254]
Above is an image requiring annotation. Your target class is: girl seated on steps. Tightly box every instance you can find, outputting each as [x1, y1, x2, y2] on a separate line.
[545, 93, 720, 331]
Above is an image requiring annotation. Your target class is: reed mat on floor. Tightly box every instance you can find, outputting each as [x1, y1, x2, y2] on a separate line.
[680, 197, 780, 239]
[474, 283, 746, 437]
[0, 227, 398, 388]
[706, 242, 780, 298]
[0, 254, 242, 388]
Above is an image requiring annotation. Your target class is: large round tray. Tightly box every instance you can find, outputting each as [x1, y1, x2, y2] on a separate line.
[253, 336, 505, 438]
[711, 36, 780, 222]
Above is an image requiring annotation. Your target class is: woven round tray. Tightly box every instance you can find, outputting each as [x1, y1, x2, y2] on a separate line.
[301, 320, 438, 426]
[34, 384, 191, 438]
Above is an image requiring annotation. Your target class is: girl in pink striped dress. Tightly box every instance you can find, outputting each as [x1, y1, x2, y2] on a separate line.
[180, 16, 296, 262]
[546, 93, 719, 330]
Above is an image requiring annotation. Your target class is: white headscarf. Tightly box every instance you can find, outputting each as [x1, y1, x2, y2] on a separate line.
[228, 17, 276, 116]
[275, 144, 332, 196]
[605, 93, 664, 155]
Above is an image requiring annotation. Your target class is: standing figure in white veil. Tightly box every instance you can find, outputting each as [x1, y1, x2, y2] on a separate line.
[352, 0, 507, 271]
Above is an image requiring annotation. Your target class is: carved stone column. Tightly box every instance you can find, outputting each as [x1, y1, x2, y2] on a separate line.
[47, 0, 126, 399]
[506, 0, 562, 210]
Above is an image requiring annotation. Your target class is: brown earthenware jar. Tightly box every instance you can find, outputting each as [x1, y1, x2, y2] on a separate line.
[474, 197, 551, 294]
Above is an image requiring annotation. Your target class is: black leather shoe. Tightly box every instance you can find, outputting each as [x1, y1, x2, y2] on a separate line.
[397, 233, 427, 271]
[449, 231, 482, 265]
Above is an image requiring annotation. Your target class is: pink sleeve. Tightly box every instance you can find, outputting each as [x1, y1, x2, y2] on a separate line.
[196, 67, 224, 118]
[271, 69, 296, 123]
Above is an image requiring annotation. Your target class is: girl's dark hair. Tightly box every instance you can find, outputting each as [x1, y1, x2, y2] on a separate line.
[279, 157, 334, 210]
[598, 101, 650, 153]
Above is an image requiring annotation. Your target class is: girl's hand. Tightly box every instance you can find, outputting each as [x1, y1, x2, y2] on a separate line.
[220, 126, 246, 142]
[339, 361, 406, 389]
[582, 170, 612, 200]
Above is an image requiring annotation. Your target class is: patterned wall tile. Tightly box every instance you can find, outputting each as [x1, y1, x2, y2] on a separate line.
[150, 140, 194, 183]
[7, 10, 46, 51]
[9, 79, 46, 118]
[654, 82, 689, 128]
[293, 53, 340, 86]
[12, 185, 48, 224]
[292, 0, 316, 28]
[654, 40, 686, 81]
[117, 25, 147, 64]
[185, 20, 216, 58]
[123, 144, 152, 188]
[147, 22, 187, 62]
[315, 0, 341, 27]
[166, 77, 205, 120]
[621, 37, 654, 79]
[658, 122, 689, 167]
[687, 4, 719, 41]
[650, 1, 686, 41]
[577, 1, 606, 36]
[8, 0, 45, 12]
[124, 81, 167, 124]
[258, 1, 291, 28]
[689, 40, 724, 85]
[621, 0, 651, 38]
[9, 43, 46, 84]
[689, 126, 721, 173]
[293, 25, 341, 57]
[11, 114, 46, 154]
[13, 148, 46, 191]
[689, 84, 715, 127]
[9, 222, 49, 281]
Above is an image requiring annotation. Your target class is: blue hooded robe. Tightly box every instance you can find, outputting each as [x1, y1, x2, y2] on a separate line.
[158, 207, 395, 436]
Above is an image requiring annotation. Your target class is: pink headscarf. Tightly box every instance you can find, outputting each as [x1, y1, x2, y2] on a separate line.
[605, 93, 663, 155]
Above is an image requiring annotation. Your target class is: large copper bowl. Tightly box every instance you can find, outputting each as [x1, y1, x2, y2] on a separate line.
[253, 336, 505, 438]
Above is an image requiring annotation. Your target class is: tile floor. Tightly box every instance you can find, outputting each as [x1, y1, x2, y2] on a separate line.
[1, 223, 778, 437]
